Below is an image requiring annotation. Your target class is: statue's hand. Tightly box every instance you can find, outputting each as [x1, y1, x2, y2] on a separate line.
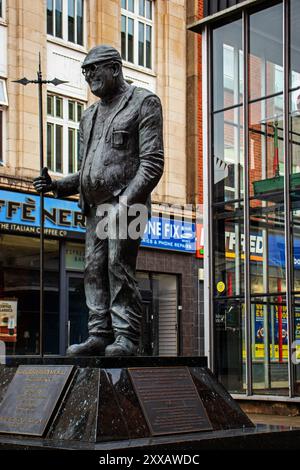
[33, 167, 54, 194]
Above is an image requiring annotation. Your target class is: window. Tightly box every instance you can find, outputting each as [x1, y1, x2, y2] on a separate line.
[0, 0, 4, 19]
[0, 235, 60, 355]
[121, 0, 153, 70]
[210, 2, 295, 396]
[0, 79, 8, 165]
[47, 0, 84, 46]
[0, 110, 3, 164]
[47, 94, 84, 174]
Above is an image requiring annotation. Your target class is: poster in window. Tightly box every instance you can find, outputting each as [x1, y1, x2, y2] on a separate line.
[0, 299, 18, 343]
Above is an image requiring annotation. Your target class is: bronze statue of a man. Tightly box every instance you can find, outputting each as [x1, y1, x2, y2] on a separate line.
[33, 45, 164, 357]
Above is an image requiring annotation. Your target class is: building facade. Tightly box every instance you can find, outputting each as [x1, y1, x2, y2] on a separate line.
[190, 0, 300, 401]
[0, 0, 202, 357]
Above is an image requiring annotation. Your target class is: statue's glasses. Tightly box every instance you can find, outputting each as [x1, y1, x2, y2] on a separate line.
[82, 62, 112, 78]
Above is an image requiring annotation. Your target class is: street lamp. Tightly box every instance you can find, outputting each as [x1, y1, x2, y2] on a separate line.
[13, 53, 68, 357]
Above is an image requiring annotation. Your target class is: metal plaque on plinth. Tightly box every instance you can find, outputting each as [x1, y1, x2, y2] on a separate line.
[0, 365, 74, 436]
[129, 367, 213, 436]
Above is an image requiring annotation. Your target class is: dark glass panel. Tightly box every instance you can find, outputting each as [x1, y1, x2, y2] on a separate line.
[77, 0, 83, 45]
[249, 3, 283, 101]
[214, 298, 246, 393]
[213, 107, 244, 203]
[251, 296, 288, 396]
[146, 25, 151, 69]
[55, 0, 63, 38]
[47, 0, 54, 35]
[68, 0, 75, 43]
[214, 202, 244, 297]
[55, 124, 63, 173]
[138, 22, 144, 66]
[213, 19, 243, 111]
[121, 15, 126, 60]
[128, 18, 134, 63]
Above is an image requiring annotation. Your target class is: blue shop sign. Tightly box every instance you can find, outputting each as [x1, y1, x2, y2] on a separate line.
[0, 190, 196, 253]
[141, 217, 196, 253]
[0, 189, 85, 238]
[268, 234, 300, 269]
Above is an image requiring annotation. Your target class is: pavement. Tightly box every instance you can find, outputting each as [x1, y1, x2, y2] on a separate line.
[247, 413, 300, 428]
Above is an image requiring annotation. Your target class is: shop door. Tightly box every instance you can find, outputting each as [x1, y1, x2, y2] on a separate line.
[139, 289, 155, 356]
[66, 273, 89, 348]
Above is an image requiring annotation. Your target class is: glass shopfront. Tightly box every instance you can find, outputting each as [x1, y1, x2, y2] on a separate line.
[0, 235, 59, 355]
[207, 0, 300, 396]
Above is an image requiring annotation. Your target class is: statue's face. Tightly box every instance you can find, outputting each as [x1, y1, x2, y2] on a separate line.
[83, 61, 118, 99]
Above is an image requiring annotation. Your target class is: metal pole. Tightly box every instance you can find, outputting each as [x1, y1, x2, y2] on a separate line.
[283, 0, 294, 397]
[38, 54, 44, 357]
[243, 9, 253, 396]
[206, 25, 215, 372]
[13, 57, 68, 359]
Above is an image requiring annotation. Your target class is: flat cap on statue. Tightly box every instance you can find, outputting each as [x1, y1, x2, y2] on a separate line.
[82, 45, 122, 68]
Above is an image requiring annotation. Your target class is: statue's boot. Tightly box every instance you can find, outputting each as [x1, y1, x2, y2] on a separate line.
[66, 335, 114, 356]
[105, 335, 138, 356]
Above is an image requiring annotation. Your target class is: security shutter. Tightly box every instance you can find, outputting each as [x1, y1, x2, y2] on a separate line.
[156, 275, 178, 356]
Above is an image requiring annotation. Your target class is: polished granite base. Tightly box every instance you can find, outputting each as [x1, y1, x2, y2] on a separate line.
[0, 424, 300, 451]
[1, 356, 283, 450]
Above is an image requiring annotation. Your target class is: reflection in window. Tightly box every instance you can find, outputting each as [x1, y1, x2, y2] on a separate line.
[290, 0, 300, 91]
[213, 108, 244, 203]
[47, 0, 84, 45]
[68, 0, 75, 43]
[0, 110, 3, 164]
[47, 0, 63, 39]
[249, 200, 286, 295]
[121, 0, 153, 69]
[249, 97, 284, 198]
[55, 0, 63, 38]
[251, 297, 288, 396]
[0, 80, 7, 166]
[47, 94, 84, 174]
[214, 203, 244, 298]
[249, 3, 283, 100]
[213, 19, 243, 111]
[214, 299, 246, 393]
[0, 236, 59, 355]
[47, 0, 54, 35]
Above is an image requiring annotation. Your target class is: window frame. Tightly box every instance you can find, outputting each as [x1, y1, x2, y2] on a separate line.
[0, 79, 8, 107]
[47, 94, 85, 176]
[0, 108, 3, 165]
[0, 79, 8, 166]
[47, 0, 86, 48]
[0, 0, 5, 21]
[121, 0, 154, 72]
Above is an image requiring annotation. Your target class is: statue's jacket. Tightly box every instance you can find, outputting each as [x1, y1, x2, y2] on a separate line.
[54, 85, 164, 215]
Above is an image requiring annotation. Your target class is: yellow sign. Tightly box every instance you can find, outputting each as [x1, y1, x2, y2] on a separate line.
[217, 281, 225, 293]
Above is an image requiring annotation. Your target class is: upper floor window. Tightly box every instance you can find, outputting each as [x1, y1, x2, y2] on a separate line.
[47, 0, 84, 46]
[47, 94, 84, 175]
[0, 79, 8, 165]
[0, 0, 5, 20]
[121, 0, 153, 70]
[0, 110, 3, 164]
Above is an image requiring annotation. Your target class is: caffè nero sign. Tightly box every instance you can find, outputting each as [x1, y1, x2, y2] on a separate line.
[0, 189, 85, 239]
[0, 190, 196, 253]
